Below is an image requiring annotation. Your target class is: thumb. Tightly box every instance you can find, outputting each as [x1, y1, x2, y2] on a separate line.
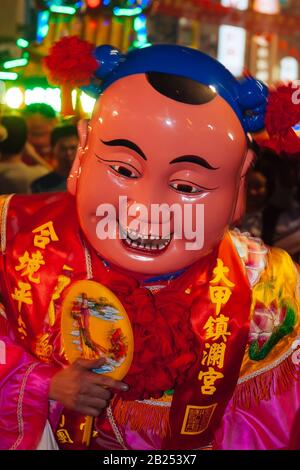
[74, 357, 106, 370]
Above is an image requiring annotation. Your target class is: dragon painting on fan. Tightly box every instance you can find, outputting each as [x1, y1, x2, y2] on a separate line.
[0, 37, 299, 450]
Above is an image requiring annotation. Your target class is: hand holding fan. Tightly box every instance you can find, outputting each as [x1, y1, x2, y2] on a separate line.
[61, 280, 134, 446]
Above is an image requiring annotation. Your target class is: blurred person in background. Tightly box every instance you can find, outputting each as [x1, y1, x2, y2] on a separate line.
[0, 122, 7, 143]
[31, 124, 78, 193]
[240, 169, 269, 238]
[273, 159, 300, 263]
[239, 147, 300, 251]
[0, 115, 49, 194]
[22, 103, 58, 167]
[238, 149, 281, 245]
[273, 158, 300, 240]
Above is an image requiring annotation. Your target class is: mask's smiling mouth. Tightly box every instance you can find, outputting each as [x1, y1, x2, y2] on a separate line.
[119, 224, 172, 254]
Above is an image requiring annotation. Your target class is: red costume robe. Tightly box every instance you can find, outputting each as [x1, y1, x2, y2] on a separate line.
[0, 192, 299, 450]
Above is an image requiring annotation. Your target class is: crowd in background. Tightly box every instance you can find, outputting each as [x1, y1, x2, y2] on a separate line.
[0, 103, 299, 261]
[0, 103, 78, 195]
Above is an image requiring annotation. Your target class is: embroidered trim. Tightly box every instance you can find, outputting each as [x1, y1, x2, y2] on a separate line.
[10, 362, 39, 450]
[0, 194, 14, 254]
[237, 342, 298, 384]
[106, 404, 127, 450]
[136, 399, 171, 407]
[84, 244, 93, 280]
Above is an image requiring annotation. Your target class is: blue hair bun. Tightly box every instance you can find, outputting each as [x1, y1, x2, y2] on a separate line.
[238, 77, 268, 109]
[84, 44, 269, 134]
[93, 45, 124, 80]
[238, 77, 269, 133]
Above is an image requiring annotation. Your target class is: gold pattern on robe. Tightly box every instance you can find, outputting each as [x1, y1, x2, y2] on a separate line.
[17, 314, 27, 338]
[35, 333, 53, 362]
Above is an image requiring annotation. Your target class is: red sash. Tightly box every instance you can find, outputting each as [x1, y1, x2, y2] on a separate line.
[164, 234, 251, 449]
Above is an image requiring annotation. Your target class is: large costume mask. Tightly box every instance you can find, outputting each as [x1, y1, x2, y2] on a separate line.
[68, 44, 268, 275]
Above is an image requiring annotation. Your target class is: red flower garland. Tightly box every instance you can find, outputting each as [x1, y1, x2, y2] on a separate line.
[265, 83, 300, 137]
[99, 266, 200, 401]
[261, 83, 300, 157]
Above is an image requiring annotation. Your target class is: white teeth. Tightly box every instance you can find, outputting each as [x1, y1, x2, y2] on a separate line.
[120, 224, 172, 252]
[129, 231, 139, 240]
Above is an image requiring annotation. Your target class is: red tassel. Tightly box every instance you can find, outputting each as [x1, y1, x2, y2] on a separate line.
[61, 83, 74, 117]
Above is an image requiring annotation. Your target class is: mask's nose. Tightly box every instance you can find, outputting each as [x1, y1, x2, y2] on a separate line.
[119, 198, 174, 238]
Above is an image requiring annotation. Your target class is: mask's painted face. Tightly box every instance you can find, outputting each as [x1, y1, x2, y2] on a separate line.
[70, 74, 252, 276]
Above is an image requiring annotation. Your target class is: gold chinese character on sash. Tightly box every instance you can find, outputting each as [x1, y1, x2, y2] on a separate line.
[56, 429, 74, 444]
[15, 250, 45, 284]
[32, 221, 59, 249]
[80, 421, 98, 438]
[17, 314, 27, 338]
[209, 286, 233, 315]
[12, 282, 32, 311]
[210, 258, 235, 287]
[196, 258, 234, 397]
[204, 314, 231, 342]
[56, 414, 74, 444]
[209, 258, 235, 315]
[59, 415, 65, 428]
[201, 342, 226, 369]
[198, 367, 224, 395]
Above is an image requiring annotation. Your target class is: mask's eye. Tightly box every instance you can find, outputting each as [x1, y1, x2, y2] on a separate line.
[110, 164, 139, 179]
[169, 181, 203, 194]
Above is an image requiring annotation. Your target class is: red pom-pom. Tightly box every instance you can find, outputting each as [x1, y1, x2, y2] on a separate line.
[265, 83, 300, 137]
[44, 36, 98, 87]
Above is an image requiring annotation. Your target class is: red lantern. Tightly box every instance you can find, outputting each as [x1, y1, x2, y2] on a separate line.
[86, 0, 102, 7]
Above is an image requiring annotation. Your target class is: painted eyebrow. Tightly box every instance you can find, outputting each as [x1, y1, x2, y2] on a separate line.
[101, 139, 147, 161]
[169, 155, 219, 170]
